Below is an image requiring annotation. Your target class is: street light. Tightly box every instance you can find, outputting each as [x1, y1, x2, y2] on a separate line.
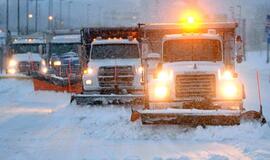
[28, 14, 33, 18]
[48, 16, 53, 21]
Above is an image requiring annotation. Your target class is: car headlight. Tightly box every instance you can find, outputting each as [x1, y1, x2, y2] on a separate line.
[53, 60, 61, 66]
[8, 59, 17, 67]
[84, 67, 93, 74]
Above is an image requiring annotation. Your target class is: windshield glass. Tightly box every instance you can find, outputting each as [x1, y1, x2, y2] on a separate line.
[163, 39, 222, 62]
[12, 44, 45, 53]
[91, 44, 139, 59]
[50, 43, 80, 55]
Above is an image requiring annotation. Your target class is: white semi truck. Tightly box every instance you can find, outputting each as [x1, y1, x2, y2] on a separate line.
[131, 22, 265, 126]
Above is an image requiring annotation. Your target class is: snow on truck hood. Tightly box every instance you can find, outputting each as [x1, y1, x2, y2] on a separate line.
[163, 61, 224, 73]
[88, 59, 141, 68]
[12, 53, 42, 62]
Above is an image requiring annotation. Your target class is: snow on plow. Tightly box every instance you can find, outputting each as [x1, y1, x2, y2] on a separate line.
[71, 94, 144, 105]
[131, 109, 266, 126]
[32, 73, 82, 94]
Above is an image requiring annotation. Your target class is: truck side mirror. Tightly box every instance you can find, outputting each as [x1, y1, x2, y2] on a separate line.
[235, 35, 243, 64]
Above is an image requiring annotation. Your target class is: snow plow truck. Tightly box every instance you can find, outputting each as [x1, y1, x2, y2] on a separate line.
[3, 35, 47, 79]
[32, 34, 83, 93]
[71, 27, 144, 105]
[131, 21, 266, 126]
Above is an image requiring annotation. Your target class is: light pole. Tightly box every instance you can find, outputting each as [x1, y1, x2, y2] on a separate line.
[87, 3, 91, 26]
[26, 0, 29, 34]
[59, 0, 64, 29]
[17, 0, 20, 35]
[68, 1, 72, 28]
[35, 0, 38, 32]
[48, 0, 53, 30]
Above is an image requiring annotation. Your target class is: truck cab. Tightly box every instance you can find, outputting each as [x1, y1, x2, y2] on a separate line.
[7, 37, 46, 75]
[48, 35, 81, 77]
[82, 38, 143, 94]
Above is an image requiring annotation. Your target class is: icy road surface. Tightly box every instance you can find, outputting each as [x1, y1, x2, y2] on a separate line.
[0, 52, 270, 160]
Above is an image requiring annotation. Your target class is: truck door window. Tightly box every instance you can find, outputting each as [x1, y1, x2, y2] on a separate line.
[163, 39, 222, 62]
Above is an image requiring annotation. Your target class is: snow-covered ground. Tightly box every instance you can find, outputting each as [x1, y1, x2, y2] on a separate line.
[0, 52, 270, 160]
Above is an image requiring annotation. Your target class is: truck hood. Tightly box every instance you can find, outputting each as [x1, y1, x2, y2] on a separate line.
[88, 59, 141, 68]
[12, 53, 42, 62]
[163, 61, 224, 74]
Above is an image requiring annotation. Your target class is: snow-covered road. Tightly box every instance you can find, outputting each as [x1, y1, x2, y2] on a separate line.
[0, 52, 270, 160]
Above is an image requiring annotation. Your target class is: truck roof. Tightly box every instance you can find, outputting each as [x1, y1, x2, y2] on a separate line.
[92, 38, 138, 45]
[12, 38, 46, 44]
[163, 33, 222, 41]
[50, 35, 81, 44]
[140, 22, 238, 30]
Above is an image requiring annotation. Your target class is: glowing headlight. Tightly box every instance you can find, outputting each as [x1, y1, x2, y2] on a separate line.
[41, 67, 48, 74]
[9, 59, 17, 67]
[136, 66, 144, 74]
[41, 59, 46, 66]
[7, 68, 16, 74]
[221, 82, 238, 98]
[84, 67, 93, 74]
[219, 70, 233, 80]
[154, 85, 168, 99]
[53, 60, 61, 66]
[85, 79, 92, 85]
[156, 70, 173, 81]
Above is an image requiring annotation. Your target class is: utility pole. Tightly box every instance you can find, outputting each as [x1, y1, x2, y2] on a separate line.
[59, 0, 64, 29]
[6, 0, 9, 38]
[87, 4, 91, 26]
[68, 1, 72, 28]
[35, 0, 38, 32]
[26, 0, 29, 34]
[17, 0, 20, 35]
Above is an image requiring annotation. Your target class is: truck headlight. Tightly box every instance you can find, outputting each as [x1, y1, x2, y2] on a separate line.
[84, 67, 93, 74]
[41, 67, 48, 74]
[85, 79, 92, 85]
[156, 70, 173, 82]
[136, 66, 144, 74]
[8, 59, 17, 67]
[218, 70, 234, 80]
[154, 85, 168, 99]
[41, 59, 46, 66]
[53, 60, 61, 66]
[220, 81, 239, 99]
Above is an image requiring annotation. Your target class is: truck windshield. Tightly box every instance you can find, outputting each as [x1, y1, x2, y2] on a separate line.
[50, 43, 80, 55]
[91, 44, 139, 59]
[12, 44, 44, 53]
[163, 39, 222, 62]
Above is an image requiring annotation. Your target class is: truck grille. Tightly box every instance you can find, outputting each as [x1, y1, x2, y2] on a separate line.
[53, 64, 81, 77]
[175, 74, 216, 98]
[98, 66, 134, 88]
[18, 61, 40, 73]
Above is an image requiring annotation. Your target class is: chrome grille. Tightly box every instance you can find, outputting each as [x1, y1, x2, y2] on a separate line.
[98, 66, 134, 88]
[175, 74, 216, 98]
